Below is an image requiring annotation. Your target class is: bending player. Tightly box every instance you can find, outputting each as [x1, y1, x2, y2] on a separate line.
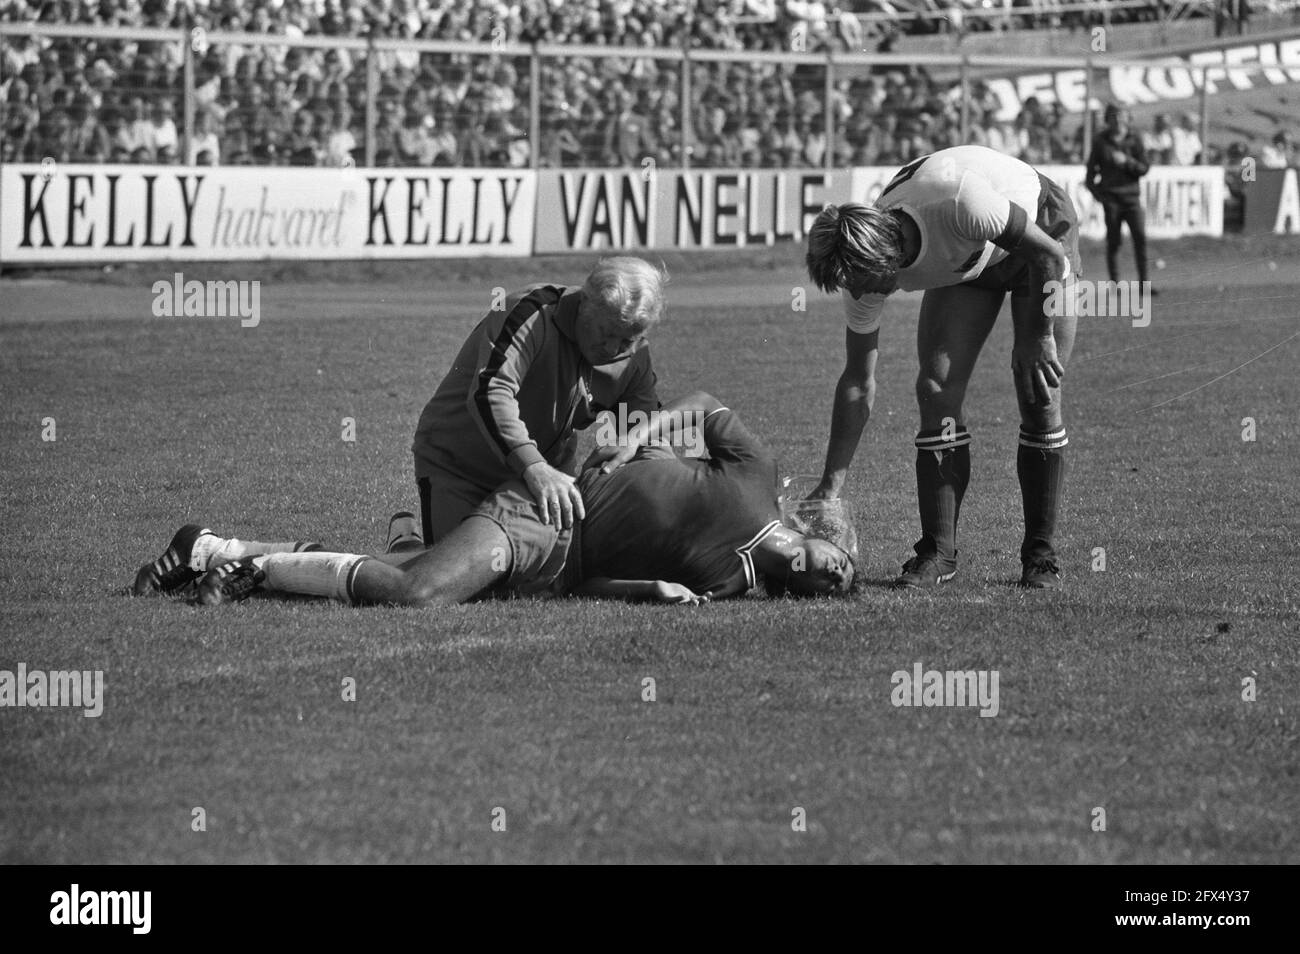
[805, 144, 1083, 589]
[131, 393, 855, 607]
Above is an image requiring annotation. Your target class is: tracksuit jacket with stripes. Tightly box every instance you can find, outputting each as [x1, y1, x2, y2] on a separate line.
[412, 284, 660, 493]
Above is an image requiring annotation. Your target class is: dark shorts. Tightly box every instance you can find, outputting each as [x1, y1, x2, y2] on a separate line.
[469, 480, 581, 597]
[962, 172, 1084, 293]
[417, 471, 493, 545]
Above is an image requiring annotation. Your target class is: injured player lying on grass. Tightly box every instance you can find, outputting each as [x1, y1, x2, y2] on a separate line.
[132, 393, 856, 606]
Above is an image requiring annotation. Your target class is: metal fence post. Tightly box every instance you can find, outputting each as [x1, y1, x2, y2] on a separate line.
[959, 55, 970, 144]
[182, 28, 194, 166]
[529, 42, 540, 170]
[680, 49, 691, 169]
[823, 51, 833, 170]
[365, 37, 378, 168]
[1198, 66, 1209, 165]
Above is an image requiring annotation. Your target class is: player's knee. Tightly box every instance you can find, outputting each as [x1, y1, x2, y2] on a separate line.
[916, 374, 959, 414]
[1020, 403, 1063, 433]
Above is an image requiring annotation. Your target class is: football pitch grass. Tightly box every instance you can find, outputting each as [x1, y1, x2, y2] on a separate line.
[1, 237, 1297, 864]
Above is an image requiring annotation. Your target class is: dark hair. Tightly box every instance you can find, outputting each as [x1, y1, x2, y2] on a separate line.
[805, 202, 907, 294]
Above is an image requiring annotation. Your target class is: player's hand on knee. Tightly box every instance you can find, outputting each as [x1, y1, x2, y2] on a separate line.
[524, 462, 586, 528]
[1013, 337, 1064, 405]
[652, 581, 709, 605]
[560, 480, 586, 528]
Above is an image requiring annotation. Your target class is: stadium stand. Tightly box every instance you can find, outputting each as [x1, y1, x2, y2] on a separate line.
[0, 0, 1295, 173]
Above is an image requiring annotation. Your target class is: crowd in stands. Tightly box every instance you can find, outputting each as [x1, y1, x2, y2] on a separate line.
[0, 0, 1295, 170]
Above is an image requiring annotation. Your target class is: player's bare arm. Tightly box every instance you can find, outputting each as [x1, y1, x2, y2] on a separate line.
[572, 578, 710, 604]
[1008, 220, 1069, 405]
[813, 327, 879, 500]
[582, 390, 725, 474]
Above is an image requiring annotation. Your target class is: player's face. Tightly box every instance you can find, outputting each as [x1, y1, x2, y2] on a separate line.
[788, 539, 855, 596]
[576, 305, 648, 365]
[847, 271, 898, 298]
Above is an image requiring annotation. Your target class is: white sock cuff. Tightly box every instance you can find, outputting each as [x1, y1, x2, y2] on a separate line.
[262, 552, 369, 603]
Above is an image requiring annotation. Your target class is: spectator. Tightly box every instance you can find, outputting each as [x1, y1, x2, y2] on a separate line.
[427, 99, 460, 166]
[1086, 104, 1152, 287]
[972, 109, 1006, 153]
[1170, 111, 1202, 166]
[1046, 101, 1074, 162]
[649, 103, 679, 166]
[69, 95, 109, 161]
[604, 88, 651, 167]
[1261, 130, 1294, 169]
[372, 92, 405, 165]
[1224, 140, 1249, 231]
[150, 99, 178, 157]
[797, 113, 826, 168]
[1000, 115, 1027, 158]
[266, 79, 297, 151]
[738, 111, 763, 168]
[123, 96, 154, 158]
[240, 85, 273, 156]
[189, 110, 220, 165]
[539, 111, 579, 167]
[37, 106, 75, 163]
[1143, 113, 1173, 164]
[100, 107, 135, 158]
[0, 0, 1164, 171]
[458, 99, 492, 166]
[286, 110, 321, 166]
[223, 108, 252, 164]
[396, 98, 435, 165]
[323, 106, 358, 167]
[1019, 98, 1052, 164]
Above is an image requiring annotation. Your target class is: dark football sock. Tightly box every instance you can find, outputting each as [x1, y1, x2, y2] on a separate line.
[1017, 428, 1068, 561]
[914, 426, 970, 564]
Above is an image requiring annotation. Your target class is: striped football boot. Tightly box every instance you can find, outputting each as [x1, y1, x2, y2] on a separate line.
[195, 558, 266, 606]
[132, 524, 210, 597]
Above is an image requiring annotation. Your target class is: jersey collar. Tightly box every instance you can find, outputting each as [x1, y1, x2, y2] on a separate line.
[736, 520, 782, 591]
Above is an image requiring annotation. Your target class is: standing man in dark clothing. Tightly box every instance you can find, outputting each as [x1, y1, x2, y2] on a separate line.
[1086, 104, 1153, 290]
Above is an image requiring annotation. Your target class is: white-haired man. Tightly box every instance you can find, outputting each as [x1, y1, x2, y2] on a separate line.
[404, 256, 666, 550]
[804, 144, 1083, 589]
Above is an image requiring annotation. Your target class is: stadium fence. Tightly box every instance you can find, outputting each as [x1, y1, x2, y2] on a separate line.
[8, 19, 1292, 170]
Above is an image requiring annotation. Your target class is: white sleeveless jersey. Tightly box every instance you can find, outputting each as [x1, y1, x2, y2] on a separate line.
[843, 145, 1048, 335]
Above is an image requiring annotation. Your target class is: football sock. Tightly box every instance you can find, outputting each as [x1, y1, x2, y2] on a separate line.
[1017, 428, 1068, 561]
[914, 426, 971, 564]
[258, 552, 370, 604]
[190, 534, 315, 571]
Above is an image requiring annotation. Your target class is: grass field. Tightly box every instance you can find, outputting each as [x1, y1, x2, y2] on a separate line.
[1, 236, 1297, 864]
